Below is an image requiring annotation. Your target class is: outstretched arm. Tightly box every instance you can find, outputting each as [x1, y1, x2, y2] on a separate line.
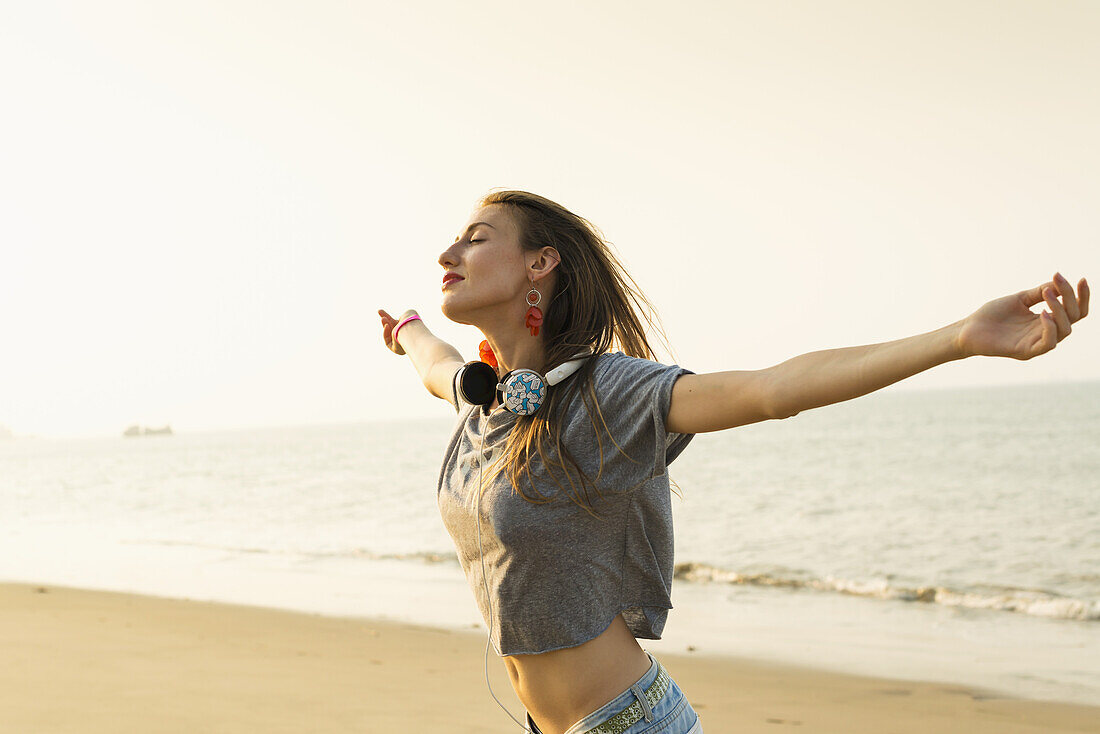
[765, 318, 964, 421]
[667, 272, 1089, 433]
[378, 308, 465, 403]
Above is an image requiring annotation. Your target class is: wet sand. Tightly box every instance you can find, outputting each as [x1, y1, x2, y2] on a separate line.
[2, 582, 1097, 733]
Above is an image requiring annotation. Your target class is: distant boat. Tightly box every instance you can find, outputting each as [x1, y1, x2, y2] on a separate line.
[123, 424, 173, 437]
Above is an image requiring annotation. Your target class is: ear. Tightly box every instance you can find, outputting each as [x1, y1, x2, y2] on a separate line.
[528, 246, 561, 281]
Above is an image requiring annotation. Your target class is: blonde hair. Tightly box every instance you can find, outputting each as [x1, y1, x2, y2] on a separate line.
[472, 189, 683, 518]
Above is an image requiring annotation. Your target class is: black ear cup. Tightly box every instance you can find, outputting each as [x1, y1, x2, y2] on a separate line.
[458, 361, 499, 406]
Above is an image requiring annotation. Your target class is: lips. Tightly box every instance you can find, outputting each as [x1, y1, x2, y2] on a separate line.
[442, 274, 464, 288]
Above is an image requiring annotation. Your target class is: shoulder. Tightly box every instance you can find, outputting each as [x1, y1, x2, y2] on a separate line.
[584, 351, 693, 416]
[592, 350, 663, 375]
[590, 350, 688, 383]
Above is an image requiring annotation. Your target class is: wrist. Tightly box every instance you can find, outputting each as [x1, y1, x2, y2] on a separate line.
[946, 318, 969, 361]
[393, 314, 427, 351]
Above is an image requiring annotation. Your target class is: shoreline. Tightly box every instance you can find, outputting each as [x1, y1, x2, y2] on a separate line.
[3, 581, 1099, 733]
[5, 543, 1097, 707]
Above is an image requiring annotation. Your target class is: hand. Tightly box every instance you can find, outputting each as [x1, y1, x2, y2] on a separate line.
[956, 272, 1089, 360]
[378, 308, 418, 356]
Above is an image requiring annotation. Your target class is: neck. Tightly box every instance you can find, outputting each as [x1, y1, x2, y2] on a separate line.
[483, 327, 546, 377]
[474, 279, 550, 376]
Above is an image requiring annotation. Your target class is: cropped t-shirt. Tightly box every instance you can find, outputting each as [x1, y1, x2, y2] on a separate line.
[436, 351, 696, 656]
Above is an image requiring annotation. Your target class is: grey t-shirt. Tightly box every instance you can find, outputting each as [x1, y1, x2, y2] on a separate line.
[436, 351, 696, 656]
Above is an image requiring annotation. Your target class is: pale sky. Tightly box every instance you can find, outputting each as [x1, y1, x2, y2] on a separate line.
[1, 0, 1097, 438]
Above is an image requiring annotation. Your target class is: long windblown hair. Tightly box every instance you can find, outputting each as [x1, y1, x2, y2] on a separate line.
[473, 189, 683, 518]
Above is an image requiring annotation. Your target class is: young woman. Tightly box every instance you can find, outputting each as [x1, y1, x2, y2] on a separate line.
[379, 190, 1088, 734]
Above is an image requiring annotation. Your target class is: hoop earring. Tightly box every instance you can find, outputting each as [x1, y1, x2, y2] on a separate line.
[524, 284, 543, 337]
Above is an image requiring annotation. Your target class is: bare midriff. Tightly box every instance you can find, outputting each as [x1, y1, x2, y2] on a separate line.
[502, 613, 652, 734]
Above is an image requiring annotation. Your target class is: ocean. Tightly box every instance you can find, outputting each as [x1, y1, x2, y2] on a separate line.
[1, 380, 1098, 705]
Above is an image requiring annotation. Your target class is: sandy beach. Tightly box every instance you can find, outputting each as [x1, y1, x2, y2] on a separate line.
[2, 582, 1097, 733]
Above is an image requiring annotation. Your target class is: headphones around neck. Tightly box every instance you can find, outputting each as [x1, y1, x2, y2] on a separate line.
[456, 349, 595, 416]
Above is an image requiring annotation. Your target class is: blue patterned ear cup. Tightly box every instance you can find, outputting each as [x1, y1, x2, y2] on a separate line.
[498, 369, 547, 416]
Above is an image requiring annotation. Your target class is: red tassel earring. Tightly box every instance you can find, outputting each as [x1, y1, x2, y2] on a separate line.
[478, 339, 498, 370]
[524, 283, 543, 337]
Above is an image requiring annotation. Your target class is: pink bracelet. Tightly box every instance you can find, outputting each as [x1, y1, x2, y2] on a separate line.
[392, 314, 422, 346]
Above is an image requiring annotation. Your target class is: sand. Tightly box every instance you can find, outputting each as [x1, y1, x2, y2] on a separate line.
[2, 581, 1097, 733]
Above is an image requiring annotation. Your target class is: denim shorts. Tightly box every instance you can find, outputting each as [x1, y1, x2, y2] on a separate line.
[525, 651, 702, 734]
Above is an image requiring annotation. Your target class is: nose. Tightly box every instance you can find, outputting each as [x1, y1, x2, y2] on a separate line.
[438, 243, 459, 270]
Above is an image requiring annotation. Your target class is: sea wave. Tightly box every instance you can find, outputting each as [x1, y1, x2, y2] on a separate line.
[126, 539, 1099, 622]
[672, 562, 1100, 621]
[124, 539, 460, 566]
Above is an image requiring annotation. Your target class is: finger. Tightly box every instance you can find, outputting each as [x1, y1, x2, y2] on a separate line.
[1053, 273, 1081, 321]
[1042, 286, 1071, 339]
[1079, 278, 1090, 319]
[1034, 311, 1058, 357]
[1019, 280, 1056, 309]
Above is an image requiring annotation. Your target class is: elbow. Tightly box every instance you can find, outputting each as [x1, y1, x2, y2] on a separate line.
[771, 405, 800, 420]
[763, 381, 800, 421]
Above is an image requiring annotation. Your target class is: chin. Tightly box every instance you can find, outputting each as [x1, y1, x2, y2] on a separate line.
[440, 300, 472, 326]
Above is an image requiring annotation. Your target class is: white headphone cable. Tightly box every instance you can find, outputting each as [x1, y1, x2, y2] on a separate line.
[476, 427, 530, 731]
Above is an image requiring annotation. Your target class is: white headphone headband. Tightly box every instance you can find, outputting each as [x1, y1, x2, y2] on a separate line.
[545, 349, 595, 386]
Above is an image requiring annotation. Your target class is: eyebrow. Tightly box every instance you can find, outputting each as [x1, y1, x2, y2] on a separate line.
[454, 222, 495, 241]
